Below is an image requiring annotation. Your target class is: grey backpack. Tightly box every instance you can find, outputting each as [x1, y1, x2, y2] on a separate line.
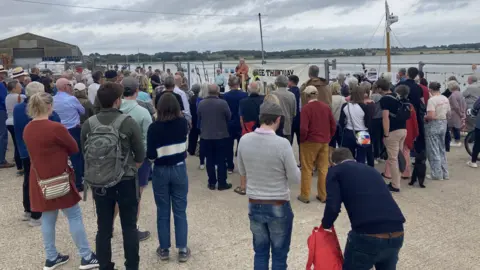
[83, 114, 130, 189]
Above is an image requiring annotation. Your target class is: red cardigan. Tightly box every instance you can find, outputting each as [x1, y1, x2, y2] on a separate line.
[405, 104, 419, 150]
[300, 100, 336, 144]
[24, 120, 81, 212]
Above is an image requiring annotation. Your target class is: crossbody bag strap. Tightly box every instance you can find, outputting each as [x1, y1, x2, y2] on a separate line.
[347, 103, 356, 134]
[30, 161, 43, 181]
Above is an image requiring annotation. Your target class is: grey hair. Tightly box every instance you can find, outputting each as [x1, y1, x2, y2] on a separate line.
[469, 75, 478, 83]
[7, 80, 19, 91]
[337, 72, 346, 81]
[275, 75, 288, 88]
[398, 68, 406, 75]
[381, 72, 393, 83]
[347, 77, 358, 90]
[191, 84, 201, 95]
[308, 65, 320, 78]
[359, 81, 372, 92]
[26, 81, 45, 97]
[395, 85, 410, 99]
[228, 76, 240, 87]
[248, 81, 260, 94]
[447, 80, 460, 91]
[208, 84, 219, 96]
[199, 83, 209, 98]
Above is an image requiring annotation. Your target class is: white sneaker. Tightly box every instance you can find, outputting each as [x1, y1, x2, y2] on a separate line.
[450, 142, 462, 147]
[467, 161, 478, 168]
[374, 159, 379, 165]
[199, 164, 205, 170]
[426, 174, 444, 181]
[21, 212, 30, 221]
[28, 219, 41, 227]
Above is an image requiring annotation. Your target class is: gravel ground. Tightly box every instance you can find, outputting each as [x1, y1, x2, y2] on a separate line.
[0, 138, 479, 270]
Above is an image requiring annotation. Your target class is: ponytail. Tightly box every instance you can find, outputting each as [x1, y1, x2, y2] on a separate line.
[27, 92, 53, 118]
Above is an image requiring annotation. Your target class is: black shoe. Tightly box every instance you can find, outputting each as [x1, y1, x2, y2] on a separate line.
[387, 183, 400, 192]
[217, 183, 233, 191]
[79, 253, 99, 270]
[156, 247, 170, 261]
[178, 247, 191, 263]
[44, 253, 69, 270]
[137, 228, 151, 242]
[208, 185, 216, 190]
[420, 184, 426, 188]
[76, 185, 84, 192]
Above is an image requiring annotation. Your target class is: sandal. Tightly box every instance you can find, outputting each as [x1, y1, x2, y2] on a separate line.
[234, 186, 246, 195]
[381, 173, 392, 179]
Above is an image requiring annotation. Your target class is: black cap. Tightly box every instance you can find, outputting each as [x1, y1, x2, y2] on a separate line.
[105, 70, 118, 79]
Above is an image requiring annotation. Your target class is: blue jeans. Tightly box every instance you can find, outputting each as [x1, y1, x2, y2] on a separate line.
[343, 231, 404, 270]
[341, 129, 366, 164]
[152, 162, 189, 249]
[203, 138, 228, 187]
[0, 110, 8, 164]
[68, 127, 84, 189]
[249, 202, 294, 270]
[41, 203, 92, 261]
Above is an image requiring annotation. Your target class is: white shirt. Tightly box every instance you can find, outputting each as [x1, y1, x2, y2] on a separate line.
[343, 103, 368, 131]
[87, 83, 100, 104]
[174, 87, 192, 122]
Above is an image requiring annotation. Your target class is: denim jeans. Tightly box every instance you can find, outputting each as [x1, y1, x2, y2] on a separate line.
[0, 110, 8, 164]
[68, 127, 84, 189]
[203, 138, 228, 187]
[151, 162, 189, 249]
[343, 231, 404, 270]
[451, 127, 461, 141]
[6, 125, 22, 170]
[93, 179, 139, 270]
[248, 202, 294, 270]
[41, 203, 92, 261]
[22, 158, 41, 219]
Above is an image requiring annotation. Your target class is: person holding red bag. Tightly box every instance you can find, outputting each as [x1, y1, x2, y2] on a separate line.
[321, 148, 406, 270]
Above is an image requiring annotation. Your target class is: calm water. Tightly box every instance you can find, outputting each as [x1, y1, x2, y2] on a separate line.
[143, 53, 479, 89]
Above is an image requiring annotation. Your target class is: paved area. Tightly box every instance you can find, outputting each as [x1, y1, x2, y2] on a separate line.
[0, 138, 479, 270]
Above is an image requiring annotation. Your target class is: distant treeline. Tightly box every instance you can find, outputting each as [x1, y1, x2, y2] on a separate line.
[86, 42, 480, 63]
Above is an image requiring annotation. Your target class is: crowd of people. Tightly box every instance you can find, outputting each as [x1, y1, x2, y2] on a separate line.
[0, 59, 479, 270]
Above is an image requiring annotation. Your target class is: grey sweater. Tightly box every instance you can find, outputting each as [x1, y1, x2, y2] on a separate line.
[237, 128, 300, 200]
[272, 88, 297, 135]
[197, 96, 231, 140]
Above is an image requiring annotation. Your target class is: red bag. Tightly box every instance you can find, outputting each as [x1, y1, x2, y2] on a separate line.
[306, 226, 344, 270]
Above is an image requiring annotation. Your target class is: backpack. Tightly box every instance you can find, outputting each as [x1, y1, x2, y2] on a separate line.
[384, 95, 411, 122]
[83, 114, 130, 189]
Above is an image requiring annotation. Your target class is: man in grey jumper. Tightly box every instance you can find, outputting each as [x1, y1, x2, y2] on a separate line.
[272, 75, 297, 142]
[197, 84, 233, 191]
[237, 100, 300, 269]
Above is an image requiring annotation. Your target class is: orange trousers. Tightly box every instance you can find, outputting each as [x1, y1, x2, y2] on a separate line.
[300, 142, 329, 201]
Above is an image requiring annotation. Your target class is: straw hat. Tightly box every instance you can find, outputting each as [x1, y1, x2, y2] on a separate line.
[0, 65, 7, 74]
[11, 67, 28, 78]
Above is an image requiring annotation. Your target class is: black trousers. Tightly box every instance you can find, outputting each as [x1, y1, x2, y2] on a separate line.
[93, 179, 139, 270]
[187, 127, 200, 156]
[22, 158, 41, 219]
[370, 119, 384, 159]
[472, 128, 480, 163]
[226, 132, 241, 171]
[7, 125, 22, 170]
[289, 125, 300, 147]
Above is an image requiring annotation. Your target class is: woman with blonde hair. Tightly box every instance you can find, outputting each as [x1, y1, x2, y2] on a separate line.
[339, 86, 371, 163]
[23, 92, 98, 270]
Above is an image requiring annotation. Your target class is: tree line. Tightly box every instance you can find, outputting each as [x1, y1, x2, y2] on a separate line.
[86, 42, 480, 63]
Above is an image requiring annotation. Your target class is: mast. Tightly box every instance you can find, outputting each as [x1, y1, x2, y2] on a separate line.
[385, 1, 398, 72]
[258, 13, 265, 64]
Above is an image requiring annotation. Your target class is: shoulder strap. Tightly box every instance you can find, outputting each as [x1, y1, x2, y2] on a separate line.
[347, 103, 356, 134]
[88, 115, 101, 131]
[112, 114, 129, 130]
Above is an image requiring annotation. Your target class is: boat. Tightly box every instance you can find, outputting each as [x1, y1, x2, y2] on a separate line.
[35, 58, 82, 75]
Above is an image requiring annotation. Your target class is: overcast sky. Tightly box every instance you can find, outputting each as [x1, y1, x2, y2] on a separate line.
[2, 0, 479, 54]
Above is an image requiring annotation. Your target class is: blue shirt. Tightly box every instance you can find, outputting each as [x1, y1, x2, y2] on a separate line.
[0, 82, 7, 111]
[215, 74, 227, 87]
[137, 91, 152, 103]
[322, 161, 405, 234]
[13, 100, 61, 158]
[53, 91, 85, 129]
[223, 89, 248, 133]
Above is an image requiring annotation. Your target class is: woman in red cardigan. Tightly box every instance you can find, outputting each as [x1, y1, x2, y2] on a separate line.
[384, 104, 419, 178]
[23, 92, 99, 270]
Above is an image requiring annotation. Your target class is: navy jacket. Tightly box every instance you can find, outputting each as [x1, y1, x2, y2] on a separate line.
[288, 86, 301, 129]
[13, 99, 61, 158]
[223, 89, 248, 134]
[322, 161, 405, 234]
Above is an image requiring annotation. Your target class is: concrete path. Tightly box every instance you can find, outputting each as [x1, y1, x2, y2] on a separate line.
[0, 140, 479, 269]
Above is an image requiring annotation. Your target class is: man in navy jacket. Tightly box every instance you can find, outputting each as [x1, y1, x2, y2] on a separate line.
[322, 147, 405, 270]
